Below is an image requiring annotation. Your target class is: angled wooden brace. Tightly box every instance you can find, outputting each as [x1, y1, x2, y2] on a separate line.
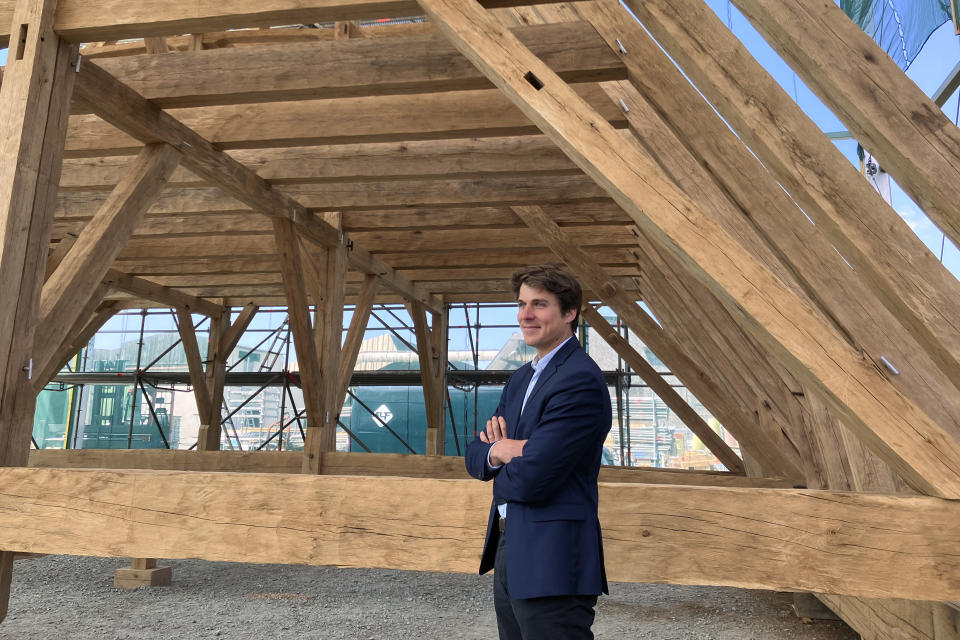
[406, 300, 449, 456]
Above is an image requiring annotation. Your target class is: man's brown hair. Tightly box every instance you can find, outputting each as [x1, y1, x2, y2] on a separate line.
[511, 264, 583, 333]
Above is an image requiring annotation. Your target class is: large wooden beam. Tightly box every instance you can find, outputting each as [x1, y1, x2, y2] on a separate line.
[336, 275, 378, 416]
[71, 59, 442, 314]
[622, 0, 960, 393]
[0, 0, 562, 44]
[273, 218, 325, 467]
[85, 22, 623, 109]
[63, 85, 625, 158]
[57, 136, 580, 190]
[407, 300, 448, 455]
[416, 0, 960, 497]
[581, 304, 744, 473]
[2, 467, 960, 600]
[0, 0, 76, 620]
[176, 307, 212, 424]
[32, 288, 113, 391]
[103, 269, 223, 317]
[37, 144, 180, 360]
[26, 449, 794, 487]
[731, 0, 960, 250]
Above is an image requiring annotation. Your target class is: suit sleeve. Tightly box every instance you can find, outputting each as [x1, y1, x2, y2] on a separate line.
[492, 372, 608, 503]
[464, 374, 512, 481]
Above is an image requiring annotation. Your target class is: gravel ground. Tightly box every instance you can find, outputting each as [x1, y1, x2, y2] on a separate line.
[3, 556, 858, 639]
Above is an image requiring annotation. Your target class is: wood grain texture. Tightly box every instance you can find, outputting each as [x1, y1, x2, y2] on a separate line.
[1, 467, 959, 600]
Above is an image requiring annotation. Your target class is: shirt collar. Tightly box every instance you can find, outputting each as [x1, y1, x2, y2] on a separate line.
[531, 335, 575, 373]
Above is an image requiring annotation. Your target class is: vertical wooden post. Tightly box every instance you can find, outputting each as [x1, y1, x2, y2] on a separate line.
[0, 0, 76, 621]
[408, 301, 448, 456]
[197, 305, 230, 451]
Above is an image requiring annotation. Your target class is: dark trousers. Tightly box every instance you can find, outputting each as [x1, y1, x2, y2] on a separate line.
[493, 529, 597, 640]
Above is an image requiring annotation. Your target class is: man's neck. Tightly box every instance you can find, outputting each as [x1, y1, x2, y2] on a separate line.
[535, 333, 574, 360]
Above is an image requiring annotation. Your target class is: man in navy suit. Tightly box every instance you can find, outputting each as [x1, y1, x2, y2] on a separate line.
[465, 265, 611, 640]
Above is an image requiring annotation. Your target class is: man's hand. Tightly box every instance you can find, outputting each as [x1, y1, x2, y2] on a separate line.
[479, 415, 527, 465]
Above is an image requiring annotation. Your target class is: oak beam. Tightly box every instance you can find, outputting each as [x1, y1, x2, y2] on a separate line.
[25, 449, 795, 487]
[38, 144, 180, 358]
[273, 218, 325, 467]
[71, 59, 441, 313]
[220, 302, 258, 359]
[623, 0, 960, 393]
[407, 300, 448, 455]
[417, 0, 960, 497]
[197, 306, 230, 450]
[103, 269, 223, 317]
[731, 0, 960, 250]
[581, 304, 743, 473]
[2, 468, 960, 600]
[32, 287, 112, 391]
[87, 22, 623, 109]
[176, 307, 212, 424]
[0, 0, 564, 45]
[336, 275, 378, 417]
[0, 0, 76, 620]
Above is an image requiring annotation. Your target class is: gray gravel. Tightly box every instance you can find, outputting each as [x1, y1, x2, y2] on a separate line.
[2, 556, 858, 639]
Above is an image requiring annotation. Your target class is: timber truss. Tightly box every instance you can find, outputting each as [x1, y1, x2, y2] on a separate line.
[1, 0, 960, 635]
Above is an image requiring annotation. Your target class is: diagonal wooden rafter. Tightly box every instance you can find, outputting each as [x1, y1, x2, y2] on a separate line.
[37, 144, 181, 363]
[103, 269, 223, 318]
[730, 0, 960, 251]
[336, 274, 379, 413]
[176, 307, 212, 425]
[621, 0, 960, 394]
[71, 57, 442, 314]
[580, 304, 744, 474]
[416, 0, 960, 497]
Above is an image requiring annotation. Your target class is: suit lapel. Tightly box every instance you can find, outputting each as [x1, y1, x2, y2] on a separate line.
[517, 339, 579, 437]
[507, 364, 534, 439]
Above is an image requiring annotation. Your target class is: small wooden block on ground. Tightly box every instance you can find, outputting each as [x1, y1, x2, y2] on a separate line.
[114, 559, 172, 588]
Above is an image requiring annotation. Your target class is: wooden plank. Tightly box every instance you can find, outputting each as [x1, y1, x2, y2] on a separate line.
[37, 144, 180, 358]
[337, 275, 378, 414]
[416, 0, 960, 497]
[623, 0, 960, 394]
[510, 205, 795, 478]
[71, 59, 441, 313]
[64, 84, 626, 157]
[0, 0, 76, 620]
[25, 449, 795, 487]
[0, 0, 563, 45]
[87, 22, 623, 109]
[57, 136, 580, 190]
[731, 0, 960, 250]
[103, 269, 223, 317]
[176, 307, 212, 424]
[3, 467, 960, 600]
[581, 304, 744, 473]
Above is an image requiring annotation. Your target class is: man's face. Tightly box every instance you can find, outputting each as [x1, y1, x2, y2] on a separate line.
[517, 283, 576, 357]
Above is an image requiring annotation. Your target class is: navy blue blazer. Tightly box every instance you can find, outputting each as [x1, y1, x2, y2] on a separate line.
[465, 338, 611, 599]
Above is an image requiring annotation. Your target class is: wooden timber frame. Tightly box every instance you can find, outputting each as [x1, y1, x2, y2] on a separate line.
[1, 0, 959, 635]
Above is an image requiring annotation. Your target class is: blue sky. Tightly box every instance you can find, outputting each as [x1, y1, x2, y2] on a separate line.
[0, 5, 958, 276]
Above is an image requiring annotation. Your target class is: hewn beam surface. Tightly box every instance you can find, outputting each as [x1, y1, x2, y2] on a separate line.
[1, 467, 959, 600]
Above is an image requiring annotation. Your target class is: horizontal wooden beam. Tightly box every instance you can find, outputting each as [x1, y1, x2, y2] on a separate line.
[63, 85, 626, 158]
[54, 176, 610, 219]
[72, 56, 441, 313]
[57, 136, 579, 190]
[84, 22, 623, 109]
[26, 449, 792, 487]
[0, 0, 563, 45]
[3, 467, 959, 600]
